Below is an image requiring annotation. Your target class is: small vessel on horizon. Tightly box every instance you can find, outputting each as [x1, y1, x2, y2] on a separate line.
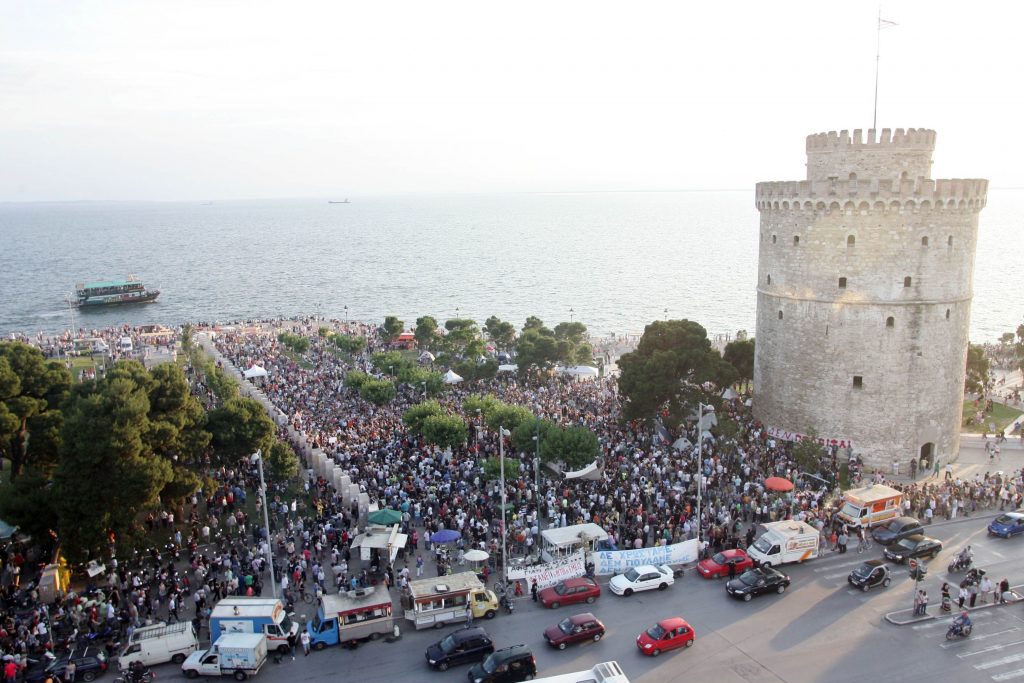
[328, 199, 350, 204]
[73, 275, 160, 308]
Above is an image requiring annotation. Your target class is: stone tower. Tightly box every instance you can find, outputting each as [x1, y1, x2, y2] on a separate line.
[753, 128, 987, 471]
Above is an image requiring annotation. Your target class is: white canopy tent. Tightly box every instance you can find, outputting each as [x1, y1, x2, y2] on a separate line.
[443, 369, 464, 384]
[243, 365, 268, 379]
[497, 364, 518, 373]
[555, 365, 600, 379]
[721, 387, 739, 400]
[418, 351, 436, 362]
[562, 460, 604, 480]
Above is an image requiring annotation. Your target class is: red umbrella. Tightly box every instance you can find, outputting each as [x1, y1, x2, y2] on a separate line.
[765, 476, 794, 492]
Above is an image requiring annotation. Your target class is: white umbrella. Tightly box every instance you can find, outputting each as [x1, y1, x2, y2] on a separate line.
[463, 549, 489, 562]
[497, 364, 518, 373]
[418, 351, 435, 362]
[443, 369, 464, 384]
[721, 387, 739, 400]
[672, 437, 693, 451]
[244, 365, 268, 379]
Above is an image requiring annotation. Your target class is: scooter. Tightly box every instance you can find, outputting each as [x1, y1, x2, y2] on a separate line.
[948, 553, 973, 573]
[946, 622, 973, 640]
[500, 594, 515, 615]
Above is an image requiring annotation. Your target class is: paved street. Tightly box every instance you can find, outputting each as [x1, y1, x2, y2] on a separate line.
[136, 509, 1024, 683]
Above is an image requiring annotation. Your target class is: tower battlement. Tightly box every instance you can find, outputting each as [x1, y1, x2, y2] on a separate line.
[806, 128, 936, 152]
[756, 177, 988, 212]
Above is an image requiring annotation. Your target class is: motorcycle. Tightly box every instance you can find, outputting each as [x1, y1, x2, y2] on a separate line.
[948, 553, 973, 573]
[946, 622, 973, 640]
[500, 594, 515, 615]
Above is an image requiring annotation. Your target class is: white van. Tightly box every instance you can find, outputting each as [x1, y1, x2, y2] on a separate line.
[119, 622, 199, 670]
[119, 336, 134, 353]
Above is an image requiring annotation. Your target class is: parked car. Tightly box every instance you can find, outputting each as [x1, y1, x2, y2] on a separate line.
[988, 512, 1024, 538]
[23, 647, 108, 683]
[608, 564, 674, 596]
[466, 644, 537, 683]
[543, 612, 605, 650]
[847, 559, 892, 591]
[425, 627, 494, 671]
[883, 535, 943, 563]
[871, 517, 924, 546]
[635, 617, 695, 656]
[697, 549, 754, 579]
[537, 577, 601, 609]
[725, 567, 790, 601]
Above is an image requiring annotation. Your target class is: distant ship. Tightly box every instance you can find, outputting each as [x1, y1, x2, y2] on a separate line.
[73, 275, 160, 308]
[328, 199, 350, 204]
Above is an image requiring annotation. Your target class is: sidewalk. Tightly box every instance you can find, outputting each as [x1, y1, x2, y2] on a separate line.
[885, 584, 1024, 625]
[888, 438, 1023, 488]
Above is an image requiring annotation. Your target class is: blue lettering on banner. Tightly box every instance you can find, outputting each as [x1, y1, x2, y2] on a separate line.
[592, 540, 698, 575]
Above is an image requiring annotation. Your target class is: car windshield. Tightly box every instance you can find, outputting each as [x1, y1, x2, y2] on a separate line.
[481, 653, 498, 674]
[740, 571, 761, 586]
[712, 553, 727, 565]
[439, 635, 457, 653]
[646, 624, 666, 639]
[853, 564, 873, 578]
[623, 568, 640, 582]
[558, 618, 573, 634]
[553, 583, 567, 595]
[996, 515, 1016, 524]
[895, 538, 917, 550]
[752, 536, 772, 553]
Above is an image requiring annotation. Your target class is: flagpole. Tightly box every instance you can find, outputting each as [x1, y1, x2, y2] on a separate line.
[873, 6, 881, 131]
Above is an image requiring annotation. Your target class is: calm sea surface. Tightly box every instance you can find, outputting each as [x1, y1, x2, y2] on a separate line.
[1, 190, 1020, 341]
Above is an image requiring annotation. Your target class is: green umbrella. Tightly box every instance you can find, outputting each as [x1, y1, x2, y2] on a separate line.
[367, 508, 403, 526]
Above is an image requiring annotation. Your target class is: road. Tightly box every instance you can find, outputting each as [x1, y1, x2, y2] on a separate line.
[154, 512, 1024, 683]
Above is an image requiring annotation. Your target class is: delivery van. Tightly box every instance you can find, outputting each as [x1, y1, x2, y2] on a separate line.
[209, 598, 298, 654]
[181, 633, 267, 681]
[307, 586, 395, 649]
[747, 521, 820, 568]
[119, 621, 199, 670]
[836, 484, 903, 528]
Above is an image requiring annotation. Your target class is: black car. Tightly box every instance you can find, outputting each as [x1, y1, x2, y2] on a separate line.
[725, 567, 791, 601]
[23, 647, 108, 683]
[883, 534, 942, 563]
[467, 644, 537, 683]
[871, 517, 924, 546]
[426, 627, 495, 671]
[847, 559, 892, 591]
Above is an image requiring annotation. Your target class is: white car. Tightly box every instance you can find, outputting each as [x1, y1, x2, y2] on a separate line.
[608, 564, 675, 596]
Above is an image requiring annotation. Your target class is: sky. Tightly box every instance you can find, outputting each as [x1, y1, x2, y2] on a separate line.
[1, 0, 1022, 201]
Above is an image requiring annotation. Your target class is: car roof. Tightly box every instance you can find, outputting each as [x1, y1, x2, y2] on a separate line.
[888, 517, 921, 527]
[453, 627, 489, 640]
[568, 613, 598, 624]
[562, 577, 596, 587]
[492, 644, 531, 660]
[658, 617, 690, 630]
[628, 564, 662, 572]
[862, 559, 885, 568]
[1000, 512, 1024, 519]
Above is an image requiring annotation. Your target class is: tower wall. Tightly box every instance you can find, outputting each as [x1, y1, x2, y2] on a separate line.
[753, 128, 987, 470]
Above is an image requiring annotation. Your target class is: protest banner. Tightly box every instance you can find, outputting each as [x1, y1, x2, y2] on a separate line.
[591, 539, 699, 575]
[507, 551, 586, 589]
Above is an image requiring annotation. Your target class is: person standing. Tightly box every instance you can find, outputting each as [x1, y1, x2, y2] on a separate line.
[531, 579, 539, 603]
[300, 629, 311, 656]
[958, 585, 969, 610]
[837, 530, 849, 554]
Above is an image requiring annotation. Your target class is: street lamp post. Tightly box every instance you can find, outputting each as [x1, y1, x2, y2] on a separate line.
[532, 432, 542, 531]
[499, 426, 511, 586]
[569, 307, 574, 323]
[695, 402, 714, 553]
[255, 450, 279, 598]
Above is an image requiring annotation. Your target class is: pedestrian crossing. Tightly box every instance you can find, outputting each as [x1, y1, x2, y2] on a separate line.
[916, 609, 1024, 681]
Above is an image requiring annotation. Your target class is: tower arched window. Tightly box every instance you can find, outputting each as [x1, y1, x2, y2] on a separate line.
[946, 309, 951, 320]
[948, 235, 953, 247]
[886, 317, 894, 328]
[766, 274, 771, 285]
[838, 277, 847, 289]
[904, 276, 912, 288]
[847, 235, 855, 247]
[793, 235, 800, 246]
[921, 236, 929, 246]
[778, 310, 784, 320]
[772, 234, 777, 244]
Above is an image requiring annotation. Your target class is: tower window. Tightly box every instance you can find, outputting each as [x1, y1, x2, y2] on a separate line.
[772, 234, 777, 244]
[946, 309, 951, 320]
[921, 236, 929, 246]
[838, 277, 847, 289]
[852, 376, 863, 389]
[886, 316, 894, 328]
[904, 276, 912, 288]
[778, 310, 784, 320]
[948, 235, 953, 246]
[847, 235, 855, 247]
[793, 235, 800, 246]
[766, 274, 771, 285]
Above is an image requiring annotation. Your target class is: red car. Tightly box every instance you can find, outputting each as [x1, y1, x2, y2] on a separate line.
[543, 612, 606, 650]
[696, 549, 754, 579]
[636, 617, 695, 657]
[538, 577, 601, 609]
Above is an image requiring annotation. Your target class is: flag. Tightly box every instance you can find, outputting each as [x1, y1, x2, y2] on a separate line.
[879, 17, 898, 28]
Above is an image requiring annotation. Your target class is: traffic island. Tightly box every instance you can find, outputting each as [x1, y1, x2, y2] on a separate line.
[885, 584, 1024, 626]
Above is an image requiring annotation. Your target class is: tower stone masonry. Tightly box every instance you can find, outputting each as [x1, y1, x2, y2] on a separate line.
[753, 127, 987, 471]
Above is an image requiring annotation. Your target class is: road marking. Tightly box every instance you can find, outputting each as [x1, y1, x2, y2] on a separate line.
[824, 571, 856, 580]
[813, 558, 865, 572]
[915, 612, 998, 631]
[975, 653, 1024, 669]
[940, 628, 1020, 649]
[992, 668, 1024, 681]
[958, 639, 1024, 658]
[991, 550, 1007, 559]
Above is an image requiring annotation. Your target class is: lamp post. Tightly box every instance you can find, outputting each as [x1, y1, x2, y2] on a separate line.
[532, 432, 542, 530]
[695, 402, 714, 552]
[569, 307, 574, 323]
[344, 305, 348, 323]
[475, 409, 482, 454]
[255, 450, 279, 598]
[499, 426, 511, 586]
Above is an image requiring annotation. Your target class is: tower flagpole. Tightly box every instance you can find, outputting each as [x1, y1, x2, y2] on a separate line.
[873, 8, 898, 131]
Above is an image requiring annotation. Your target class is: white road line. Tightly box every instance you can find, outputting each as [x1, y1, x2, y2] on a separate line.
[813, 558, 866, 573]
[992, 668, 1024, 681]
[915, 612, 998, 631]
[991, 550, 1007, 559]
[823, 571, 855, 580]
[975, 653, 1024, 669]
[940, 628, 1021, 648]
[959, 639, 1024, 658]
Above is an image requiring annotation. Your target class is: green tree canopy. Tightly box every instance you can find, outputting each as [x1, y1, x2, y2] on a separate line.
[723, 338, 755, 387]
[277, 332, 310, 354]
[345, 370, 373, 390]
[330, 333, 366, 354]
[617, 319, 738, 423]
[421, 414, 468, 450]
[360, 379, 397, 405]
[965, 343, 990, 395]
[484, 403, 534, 433]
[481, 456, 519, 482]
[483, 316, 516, 349]
[267, 441, 300, 480]
[453, 358, 498, 383]
[792, 430, 826, 474]
[397, 367, 446, 396]
[540, 425, 600, 470]
[463, 394, 502, 421]
[522, 316, 545, 332]
[208, 397, 277, 462]
[402, 400, 445, 434]
[0, 342, 72, 480]
[372, 350, 415, 377]
[510, 417, 558, 453]
[415, 316, 439, 349]
[382, 316, 404, 340]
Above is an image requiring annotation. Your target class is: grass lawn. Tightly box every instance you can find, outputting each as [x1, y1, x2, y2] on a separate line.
[282, 348, 314, 370]
[66, 355, 105, 383]
[962, 399, 1023, 434]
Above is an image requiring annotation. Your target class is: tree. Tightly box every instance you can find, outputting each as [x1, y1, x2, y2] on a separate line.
[382, 316, 404, 341]
[360, 379, 397, 405]
[421, 414, 468, 450]
[208, 397, 276, 462]
[0, 342, 72, 480]
[483, 316, 516, 349]
[723, 338, 755, 390]
[397, 367, 446, 396]
[372, 351, 415, 377]
[511, 417, 558, 454]
[443, 319, 480, 358]
[792, 431, 826, 474]
[345, 370, 372, 390]
[330, 333, 366, 354]
[0, 468, 59, 552]
[484, 404, 534, 433]
[453, 358, 498, 382]
[481, 456, 519, 482]
[266, 441, 300, 480]
[402, 400, 444, 434]
[515, 327, 559, 371]
[277, 332, 310, 354]
[522, 316, 545, 332]
[540, 425, 600, 470]
[965, 343, 990, 395]
[617, 319, 738, 424]
[415, 316, 439, 349]
[53, 364, 174, 561]
[463, 394, 502, 420]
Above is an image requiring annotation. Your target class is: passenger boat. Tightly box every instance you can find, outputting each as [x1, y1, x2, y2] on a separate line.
[73, 275, 160, 307]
